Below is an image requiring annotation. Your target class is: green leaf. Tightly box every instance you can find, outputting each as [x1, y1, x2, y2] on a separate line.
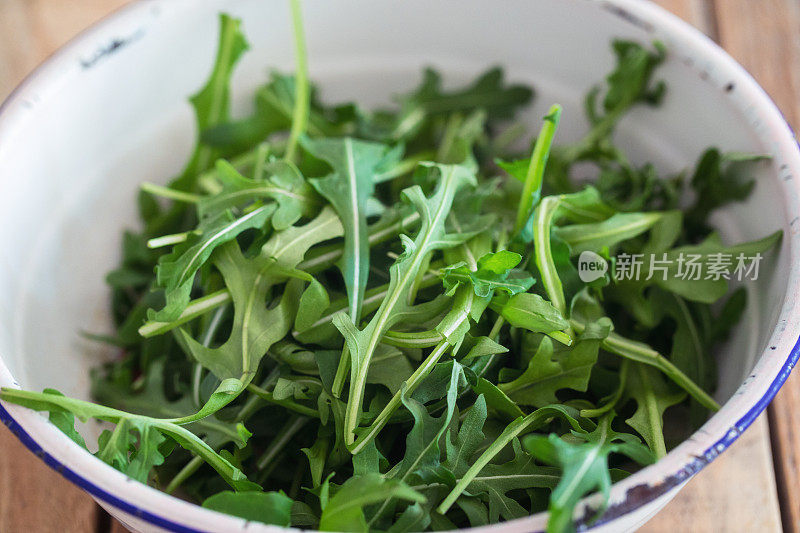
[601, 40, 666, 113]
[334, 163, 476, 445]
[468, 440, 561, 522]
[554, 212, 667, 255]
[366, 344, 414, 394]
[318, 474, 425, 532]
[92, 360, 247, 448]
[302, 136, 399, 322]
[294, 274, 331, 333]
[150, 204, 275, 321]
[443, 250, 535, 297]
[495, 293, 570, 336]
[381, 67, 533, 142]
[42, 389, 88, 449]
[524, 414, 654, 533]
[387, 502, 431, 533]
[199, 158, 318, 230]
[684, 149, 764, 239]
[178, 207, 343, 385]
[650, 230, 782, 304]
[624, 362, 685, 458]
[437, 404, 588, 515]
[467, 375, 524, 421]
[500, 319, 610, 407]
[173, 13, 249, 190]
[0, 388, 259, 492]
[395, 361, 465, 483]
[203, 491, 293, 526]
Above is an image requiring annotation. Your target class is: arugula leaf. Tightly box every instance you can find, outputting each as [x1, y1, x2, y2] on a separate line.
[437, 404, 587, 515]
[199, 158, 318, 229]
[0, 388, 259, 491]
[493, 293, 570, 342]
[379, 67, 533, 143]
[334, 163, 476, 445]
[43, 389, 88, 449]
[302, 136, 399, 322]
[523, 414, 654, 533]
[647, 230, 782, 304]
[442, 250, 534, 297]
[172, 14, 249, 191]
[554, 211, 669, 255]
[149, 204, 275, 321]
[178, 207, 343, 385]
[469, 440, 561, 522]
[500, 317, 611, 407]
[203, 491, 293, 526]
[624, 362, 685, 457]
[684, 149, 763, 240]
[92, 360, 249, 448]
[318, 474, 425, 532]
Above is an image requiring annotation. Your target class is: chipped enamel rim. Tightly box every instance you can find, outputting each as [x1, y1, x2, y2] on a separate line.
[1, 0, 799, 531]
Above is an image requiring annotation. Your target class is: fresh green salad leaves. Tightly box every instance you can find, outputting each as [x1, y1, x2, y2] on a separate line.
[0, 5, 782, 533]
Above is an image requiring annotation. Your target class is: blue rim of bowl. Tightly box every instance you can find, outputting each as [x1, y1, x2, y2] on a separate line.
[0, 0, 798, 531]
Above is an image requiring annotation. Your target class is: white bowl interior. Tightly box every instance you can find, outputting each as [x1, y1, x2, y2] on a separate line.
[0, 0, 793, 531]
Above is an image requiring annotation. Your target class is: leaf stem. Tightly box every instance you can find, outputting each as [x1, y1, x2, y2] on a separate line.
[285, 0, 309, 162]
[256, 415, 309, 470]
[569, 319, 720, 411]
[513, 104, 562, 235]
[534, 196, 567, 315]
[139, 290, 232, 338]
[348, 341, 451, 455]
[247, 384, 321, 419]
[437, 407, 556, 514]
[141, 182, 202, 203]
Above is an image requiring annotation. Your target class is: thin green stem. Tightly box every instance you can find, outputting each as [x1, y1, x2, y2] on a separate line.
[348, 341, 451, 455]
[147, 231, 197, 249]
[382, 329, 444, 349]
[534, 196, 567, 316]
[437, 407, 555, 514]
[513, 104, 562, 235]
[139, 290, 232, 338]
[256, 415, 309, 470]
[166, 455, 203, 494]
[569, 318, 720, 411]
[285, 0, 309, 162]
[247, 384, 321, 419]
[141, 182, 203, 203]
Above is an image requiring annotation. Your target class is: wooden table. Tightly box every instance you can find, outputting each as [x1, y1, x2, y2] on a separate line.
[0, 1, 797, 532]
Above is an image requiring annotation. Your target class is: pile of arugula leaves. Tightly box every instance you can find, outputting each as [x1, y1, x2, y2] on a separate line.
[0, 4, 781, 532]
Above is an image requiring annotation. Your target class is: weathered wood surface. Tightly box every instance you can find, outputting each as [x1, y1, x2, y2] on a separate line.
[712, 2, 800, 531]
[0, 1, 795, 532]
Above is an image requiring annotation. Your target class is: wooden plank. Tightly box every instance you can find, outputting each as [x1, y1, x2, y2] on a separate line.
[713, 3, 800, 531]
[651, 0, 717, 36]
[640, 415, 782, 532]
[0, 426, 100, 532]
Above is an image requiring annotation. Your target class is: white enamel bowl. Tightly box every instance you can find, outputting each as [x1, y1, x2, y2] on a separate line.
[1, 0, 798, 531]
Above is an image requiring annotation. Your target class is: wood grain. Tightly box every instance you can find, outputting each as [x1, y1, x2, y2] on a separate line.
[0, 427, 100, 533]
[651, 0, 717, 37]
[640, 415, 782, 533]
[712, 2, 800, 531]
